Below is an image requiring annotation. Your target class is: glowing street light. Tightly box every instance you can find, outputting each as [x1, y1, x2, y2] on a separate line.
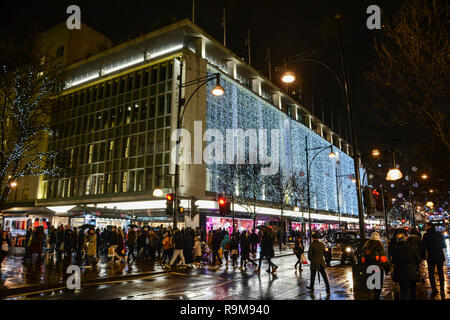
[10, 181, 17, 188]
[371, 149, 381, 157]
[421, 174, 428, 180]
[281, 71, 296, 83]
[386, 168, 403, 181]
[152, 188, 164, 197]
[426, 201, 434, 207]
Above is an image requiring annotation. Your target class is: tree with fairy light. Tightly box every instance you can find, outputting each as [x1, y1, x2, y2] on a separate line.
[0, 40, 67, 207]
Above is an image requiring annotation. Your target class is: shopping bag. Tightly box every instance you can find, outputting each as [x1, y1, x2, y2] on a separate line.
[301, 253, 308, 264]
[218, 247, 223, 259]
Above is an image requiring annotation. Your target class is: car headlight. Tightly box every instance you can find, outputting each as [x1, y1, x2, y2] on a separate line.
[345, 247, 352, 253]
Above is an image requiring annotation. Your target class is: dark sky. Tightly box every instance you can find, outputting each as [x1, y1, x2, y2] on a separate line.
[0, 0, 404, 153]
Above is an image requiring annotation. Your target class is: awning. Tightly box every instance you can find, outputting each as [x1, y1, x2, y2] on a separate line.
[0, 207, 55, 217]
[67, 205, 133, 219]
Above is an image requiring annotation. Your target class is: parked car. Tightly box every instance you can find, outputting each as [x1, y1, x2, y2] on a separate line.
[324, 231, 361, 266]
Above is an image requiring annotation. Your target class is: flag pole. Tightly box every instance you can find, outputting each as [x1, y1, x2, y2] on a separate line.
[247, 29, 251, 65]
[222, 8, 226, 47]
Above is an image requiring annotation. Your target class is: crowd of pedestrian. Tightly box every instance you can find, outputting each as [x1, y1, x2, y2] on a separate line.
[0, 221, 447, 300]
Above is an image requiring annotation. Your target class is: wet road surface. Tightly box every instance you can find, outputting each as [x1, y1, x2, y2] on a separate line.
[2, 240, 449, 300]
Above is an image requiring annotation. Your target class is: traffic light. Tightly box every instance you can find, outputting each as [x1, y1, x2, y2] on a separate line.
[178, 206, 184, 214]
[363, 187, 376, 215]
[218, 197, 227, 215]
[372, 189, 384, 212]
[165, 193, 174, 215]
[190, 196, 199, 220]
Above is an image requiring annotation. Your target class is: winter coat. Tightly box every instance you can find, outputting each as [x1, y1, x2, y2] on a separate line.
[211, 234, 221, 251]
[29, 232, 44, 254]
[193, 240, 202, 257]
[84, 234, 97, 256]
[239, 235, 250, 258]
[260, 234, 273, 257]
[221, 234, 230, 251]
[230, 238, 239, 255]
[406, 234, 422, 265]
[174, 233, 184, 250]
[294, 239, 304, 255]
[48, 229, 57, 244]
[249, 232, 258, 244]
[126, 230, 137, 246]
[108, 231, 119, 246]
[392, 241, 421, 281]
[362, 239, 390, 272]
[308, 239, 326, 270]
[421, 229, 446, 263]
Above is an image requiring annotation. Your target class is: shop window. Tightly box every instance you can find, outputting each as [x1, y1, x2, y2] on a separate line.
[158, 95, 165, 116]
[149, 97, 156, 117]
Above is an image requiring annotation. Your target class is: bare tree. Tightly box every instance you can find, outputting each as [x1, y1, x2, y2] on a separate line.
[288, 171, 310, 235]
[0, 41, 65, 207]
[235, 164, 264, 228]
[367, 0, 449, 163]
[264, 167, 293, 232]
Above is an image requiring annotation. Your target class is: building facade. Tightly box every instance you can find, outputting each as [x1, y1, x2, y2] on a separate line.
[5, 20, 381, 232]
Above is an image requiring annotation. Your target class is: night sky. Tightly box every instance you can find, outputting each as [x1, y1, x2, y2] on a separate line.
[0, 0, 404, 155]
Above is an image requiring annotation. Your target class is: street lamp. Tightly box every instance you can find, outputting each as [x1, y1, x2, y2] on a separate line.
[172, 60, 225, 229]
[152, 188, 164, 197]
[371, 149, 381, 157]
[421, 174, 428, 180]
[386, 168, 403, 181]
[281, 71, 296, 83]
[426, 201, 434, 208]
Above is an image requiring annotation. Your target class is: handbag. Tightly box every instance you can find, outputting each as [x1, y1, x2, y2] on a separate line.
[301, 253, 308, 264]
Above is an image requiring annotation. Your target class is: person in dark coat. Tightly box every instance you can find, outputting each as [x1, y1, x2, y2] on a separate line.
[407, 228, 423, 284]
[22, 227, 33, 260]
[211, 230, 222, 265]
[249, 230, 258, 254]
[392, 233, 421, 300]
[183, 229, 193, 265]
[421, 222, 447, 299]
[169, 230, 185, 267]
[362, 232, 390, 300]
[0, 231, 11, 265]
[293, 236, 305, 272]
[306, 232, 330, 294]
[255, 231, 278, 274]
[29, 226, 45, 264]
[126, 228, 137, 260]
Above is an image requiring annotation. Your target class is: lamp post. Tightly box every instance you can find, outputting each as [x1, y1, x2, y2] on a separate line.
[305, 136, 336, 243]
[172, 59, 225, 229]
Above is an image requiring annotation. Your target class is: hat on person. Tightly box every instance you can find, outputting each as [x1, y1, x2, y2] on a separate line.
[370, 232, 380, 241]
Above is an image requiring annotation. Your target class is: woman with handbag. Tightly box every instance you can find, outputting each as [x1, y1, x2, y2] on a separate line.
[0, 231, 11, 265]
[294, 236, 305, 272]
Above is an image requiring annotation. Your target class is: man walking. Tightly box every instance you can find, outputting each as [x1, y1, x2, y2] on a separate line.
[307, 232, 330, 294]
[169, 230, 186, 268]
[421, 222, 447, 299]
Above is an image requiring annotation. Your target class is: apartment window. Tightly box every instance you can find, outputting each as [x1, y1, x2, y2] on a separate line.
[151, 67, 158, 84]
[134, 73, 141, 89]
[160, 65, 167, 82]
[108, 140, 114, 160]
[149, 97, 156, 118]
[140, 100, 148, 120]
[122, 137, 130, 158]
[88, 144, 93, 163]
[143, 69, 149, 86]
[138, 134, 146, 154]
[130, 135, 137, 157]
[121, 171, 128, 192]
[158, 95, 165, 116]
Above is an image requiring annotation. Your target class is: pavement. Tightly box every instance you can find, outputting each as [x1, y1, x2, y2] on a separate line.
[1, 241, 449, 300]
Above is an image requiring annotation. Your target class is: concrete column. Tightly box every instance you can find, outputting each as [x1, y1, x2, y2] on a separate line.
[195, 37, 206, 59]
[251, 78, 261, 96]
[327, 131, 333, 144]
[291, 106, 297, 120]
[272, 93, 281, 109]
[306, 115, 312, 129]
[226, 60, 237, 79]
[338, 138, 342, 150]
